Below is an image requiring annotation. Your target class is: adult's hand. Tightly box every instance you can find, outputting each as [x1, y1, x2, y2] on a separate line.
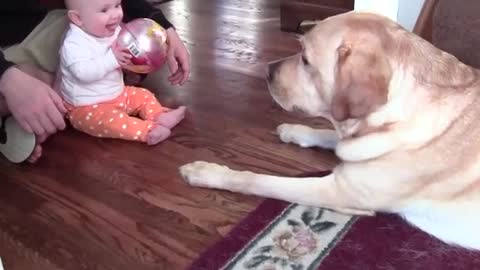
[166, 28, 190, 86]
[0, 67, 67, 137]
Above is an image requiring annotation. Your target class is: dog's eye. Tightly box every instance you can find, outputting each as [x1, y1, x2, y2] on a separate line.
[302, 55, 310, 66]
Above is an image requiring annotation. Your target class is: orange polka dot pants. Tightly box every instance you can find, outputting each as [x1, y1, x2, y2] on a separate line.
[66, 86, 170, 142]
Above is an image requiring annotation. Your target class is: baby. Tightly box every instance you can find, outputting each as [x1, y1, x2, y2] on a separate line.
[57, 0, 186, 145]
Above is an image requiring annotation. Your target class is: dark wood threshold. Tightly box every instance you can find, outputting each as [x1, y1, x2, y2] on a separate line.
[413, 0, 439, 42]
[280, 0, 354, 33]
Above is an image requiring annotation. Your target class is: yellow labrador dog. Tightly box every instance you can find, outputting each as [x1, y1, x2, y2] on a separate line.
[180, 11, 480, 250]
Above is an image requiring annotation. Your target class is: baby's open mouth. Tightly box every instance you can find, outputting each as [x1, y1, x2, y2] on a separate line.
[106, 23, 119, 31]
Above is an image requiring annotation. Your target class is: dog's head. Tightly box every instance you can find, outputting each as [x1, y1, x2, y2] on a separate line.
[267, 12, 403, 123]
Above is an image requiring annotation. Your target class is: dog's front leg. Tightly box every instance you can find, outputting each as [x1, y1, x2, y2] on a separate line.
[335, 132, 400, 162]
[180, 161, 374, 216]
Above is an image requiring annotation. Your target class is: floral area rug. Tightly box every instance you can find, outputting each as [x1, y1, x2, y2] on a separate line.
[221, 203, 354, 270]
[188, 199, 480, 270]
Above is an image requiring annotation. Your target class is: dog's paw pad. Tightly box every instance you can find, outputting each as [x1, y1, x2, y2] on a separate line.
[299, 142, 311, 148]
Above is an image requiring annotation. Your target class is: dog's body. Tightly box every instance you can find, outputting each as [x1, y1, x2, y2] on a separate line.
[180, 12, 480, 250]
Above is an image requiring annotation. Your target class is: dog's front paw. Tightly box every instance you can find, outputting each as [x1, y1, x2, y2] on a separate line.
[277, 123, 314, 148]
[277, 123, 339, 149]
[179, 161, 230, 188]
[277, 123, 294, 143]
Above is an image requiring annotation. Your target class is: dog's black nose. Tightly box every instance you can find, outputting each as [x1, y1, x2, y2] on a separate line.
[267, 61, 281, 82]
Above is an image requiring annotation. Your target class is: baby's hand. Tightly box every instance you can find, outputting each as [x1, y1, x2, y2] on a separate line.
[112, 46, 132, 67]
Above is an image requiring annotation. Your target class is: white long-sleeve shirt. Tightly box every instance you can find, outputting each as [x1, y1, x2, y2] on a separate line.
[57, 23, 124, 106]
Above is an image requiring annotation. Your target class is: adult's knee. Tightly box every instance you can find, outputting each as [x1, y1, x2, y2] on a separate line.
[16, 64, 54, 86]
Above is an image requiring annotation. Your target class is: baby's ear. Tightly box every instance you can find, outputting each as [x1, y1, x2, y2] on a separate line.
[67, 10, 83, 27]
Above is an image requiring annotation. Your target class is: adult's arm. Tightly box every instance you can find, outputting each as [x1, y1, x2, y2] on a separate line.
[122, 0, 174, 29]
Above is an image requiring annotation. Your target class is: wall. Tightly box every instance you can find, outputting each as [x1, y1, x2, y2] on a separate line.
[354, 0, 426, 31]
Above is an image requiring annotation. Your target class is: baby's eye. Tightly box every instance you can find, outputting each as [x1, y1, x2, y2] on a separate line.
[115, 4, 121, 8]
[101, 8, 108, 13]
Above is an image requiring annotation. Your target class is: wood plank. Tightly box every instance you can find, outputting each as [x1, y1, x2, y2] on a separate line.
[280, 0, 353, 33]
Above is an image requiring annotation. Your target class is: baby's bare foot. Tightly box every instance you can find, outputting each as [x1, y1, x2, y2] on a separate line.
[155, 106, 186, 129]
[147, 125, 171, 145]
[27, 133, 48, 163]
[27, 144, 42, 163]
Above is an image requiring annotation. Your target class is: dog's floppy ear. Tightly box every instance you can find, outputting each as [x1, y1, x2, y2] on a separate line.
[331, 42, 392, 122]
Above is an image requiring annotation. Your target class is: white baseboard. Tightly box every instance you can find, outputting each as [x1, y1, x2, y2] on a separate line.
[354, 0, 425, 31]
[354, 0, 399, 22]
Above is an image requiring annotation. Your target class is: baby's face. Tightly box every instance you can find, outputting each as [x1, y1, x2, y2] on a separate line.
[75, 0, 123, 37]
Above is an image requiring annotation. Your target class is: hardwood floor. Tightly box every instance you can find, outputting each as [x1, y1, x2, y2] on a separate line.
[0, 0, 338, 269]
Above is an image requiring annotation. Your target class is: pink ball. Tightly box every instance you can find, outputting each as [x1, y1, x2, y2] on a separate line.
[114, 18, 168, 74]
